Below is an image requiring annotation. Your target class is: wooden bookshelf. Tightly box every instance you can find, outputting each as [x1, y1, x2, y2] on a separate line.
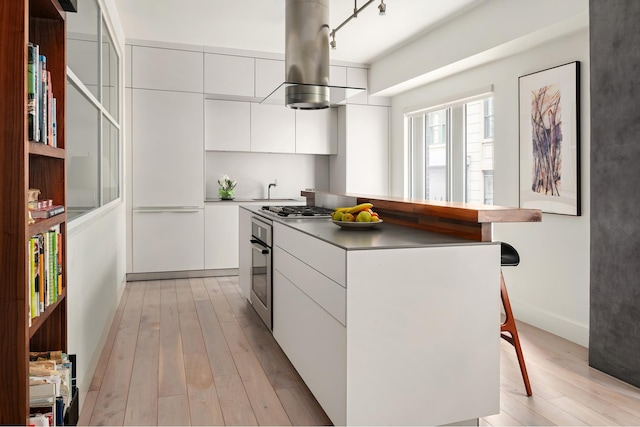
[0, 0, 67, 423]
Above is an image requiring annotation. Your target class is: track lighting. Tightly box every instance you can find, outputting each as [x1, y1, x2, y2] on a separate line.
[329, 0, 387, 50]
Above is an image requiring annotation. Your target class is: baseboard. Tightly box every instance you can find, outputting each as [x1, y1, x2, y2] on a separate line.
[510, 297, 589, 347]
[126, 268, 238, 282]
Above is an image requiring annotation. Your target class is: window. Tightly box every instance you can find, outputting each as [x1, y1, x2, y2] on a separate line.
[66, 0, 121, 220]
[406, 93, 494, 204]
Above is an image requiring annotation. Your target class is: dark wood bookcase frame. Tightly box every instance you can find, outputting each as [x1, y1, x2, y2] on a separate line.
[0, 0, 67, 423]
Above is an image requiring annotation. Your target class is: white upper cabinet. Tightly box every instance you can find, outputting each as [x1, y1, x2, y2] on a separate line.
[346, 67, 368, 105]
[296, 108, 337, 155]
[250, 103, 296, 153]
[132, 89, 204, 207]
[204, 53, 255, 97]
[330, 66, 347, 87]
[205, 99, 251, 152]
[132, 46, 203, 93]
[345, 67, 391, 106]
[255, 58, 285, 99]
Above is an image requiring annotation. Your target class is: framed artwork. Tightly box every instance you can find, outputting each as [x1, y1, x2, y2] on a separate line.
[518, 61, 581, 216]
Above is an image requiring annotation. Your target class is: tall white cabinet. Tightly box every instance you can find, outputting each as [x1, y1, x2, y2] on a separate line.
[330, 104, 390, 196]
[130, 46, 205, 274]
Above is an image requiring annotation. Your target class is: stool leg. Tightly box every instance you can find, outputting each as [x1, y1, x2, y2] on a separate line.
[500, 271, 533, 396]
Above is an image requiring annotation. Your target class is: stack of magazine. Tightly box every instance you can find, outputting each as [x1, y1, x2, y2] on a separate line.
[29, 352, 75, 426]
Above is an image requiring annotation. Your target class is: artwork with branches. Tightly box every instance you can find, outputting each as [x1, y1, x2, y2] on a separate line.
[519, 62, 580, 216]
[530, 84, 563, 196]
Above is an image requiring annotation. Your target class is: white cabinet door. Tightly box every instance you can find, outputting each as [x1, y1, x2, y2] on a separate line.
[132, 209, 205, 273]
[204, 53, 254, 97]
[250, 103, 295, 153]
[205, 204, 239, 270]
[343, 104, 389, 196]
[330, 65, 347, 87]
[346, 67, 368, 105]
[255, 58, 284, 99]
[132, 89, 204, 207]
[132, 46, 203, 93]
[273, 268, 347, 426]
[295, 108, 337, 154]
[205, 99, 251, 152]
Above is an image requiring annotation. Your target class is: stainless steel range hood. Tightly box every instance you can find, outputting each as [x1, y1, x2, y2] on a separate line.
[261, 0, 365, 109]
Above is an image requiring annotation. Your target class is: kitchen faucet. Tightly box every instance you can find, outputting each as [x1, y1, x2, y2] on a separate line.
[268, 180, 277, 200]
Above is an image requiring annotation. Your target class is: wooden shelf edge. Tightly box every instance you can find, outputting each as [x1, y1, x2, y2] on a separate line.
[29, 288, 66, 339]
[29, 142, 65, 159]
[29, 212, 66, 236]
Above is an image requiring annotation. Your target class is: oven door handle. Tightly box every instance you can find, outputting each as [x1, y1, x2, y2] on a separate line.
[250, 239, 270, 255]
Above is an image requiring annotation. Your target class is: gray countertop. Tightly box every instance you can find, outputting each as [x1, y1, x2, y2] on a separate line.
[242, 205, 495, 250]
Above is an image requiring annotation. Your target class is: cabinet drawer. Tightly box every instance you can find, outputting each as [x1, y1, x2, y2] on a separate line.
[275, 247, 346, 325]
[273, 270, 346, 426]
[273, 223, 345, 286]
[132, 209, 204, 273]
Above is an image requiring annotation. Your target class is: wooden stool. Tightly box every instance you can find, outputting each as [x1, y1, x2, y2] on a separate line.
[500, 242, 532, 396]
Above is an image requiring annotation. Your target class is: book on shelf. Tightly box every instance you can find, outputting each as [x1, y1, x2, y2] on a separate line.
[27, 44, 57, 146]
[28, 227, 63, 320]
[31, 204, 65, 219]
[28, 43, 40, 142]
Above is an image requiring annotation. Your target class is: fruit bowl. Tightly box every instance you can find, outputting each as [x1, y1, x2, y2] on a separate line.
[331, 219, 383, 229]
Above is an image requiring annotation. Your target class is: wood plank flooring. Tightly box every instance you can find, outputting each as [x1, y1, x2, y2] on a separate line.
[80, 277, 640, 426]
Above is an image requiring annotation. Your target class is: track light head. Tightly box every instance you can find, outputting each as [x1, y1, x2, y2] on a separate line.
[378, 0, 386, 16]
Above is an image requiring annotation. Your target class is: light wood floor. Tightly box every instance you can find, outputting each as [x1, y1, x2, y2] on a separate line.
[79, 277, 640, 426]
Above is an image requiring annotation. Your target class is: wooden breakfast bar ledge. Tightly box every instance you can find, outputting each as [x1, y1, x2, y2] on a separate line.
[302, 190, 542, 241]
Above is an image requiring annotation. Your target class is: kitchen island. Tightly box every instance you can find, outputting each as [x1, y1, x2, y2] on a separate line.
[240, 204, 508, 426]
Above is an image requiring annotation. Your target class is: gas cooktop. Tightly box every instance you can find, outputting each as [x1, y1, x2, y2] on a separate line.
[261, 205, 334, 218]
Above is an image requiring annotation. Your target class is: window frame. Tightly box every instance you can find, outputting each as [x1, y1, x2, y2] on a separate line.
[65, 0, 122, 222]
[405, 88, 494, 204]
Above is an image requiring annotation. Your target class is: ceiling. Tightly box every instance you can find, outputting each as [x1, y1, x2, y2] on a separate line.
[113, 0, 484, 64]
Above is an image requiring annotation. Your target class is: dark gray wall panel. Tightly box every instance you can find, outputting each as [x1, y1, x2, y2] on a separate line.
[589, 0, 640, 388]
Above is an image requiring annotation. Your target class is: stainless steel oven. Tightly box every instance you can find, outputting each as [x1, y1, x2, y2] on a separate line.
[249, 216, 272, 330]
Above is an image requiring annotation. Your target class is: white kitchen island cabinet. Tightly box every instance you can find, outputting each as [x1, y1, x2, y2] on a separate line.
[239, 205, 501, 426]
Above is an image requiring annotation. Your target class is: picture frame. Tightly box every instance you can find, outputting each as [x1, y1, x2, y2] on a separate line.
[518, 61, 581, 216]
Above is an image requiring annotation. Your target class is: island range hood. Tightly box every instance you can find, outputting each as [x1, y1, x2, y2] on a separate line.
[261, 0, 365, 109]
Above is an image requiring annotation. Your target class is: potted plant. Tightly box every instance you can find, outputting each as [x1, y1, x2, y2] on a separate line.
[218, 174, 237, 200]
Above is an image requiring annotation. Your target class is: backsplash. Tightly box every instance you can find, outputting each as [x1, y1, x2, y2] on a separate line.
[205, 151, 330, 200]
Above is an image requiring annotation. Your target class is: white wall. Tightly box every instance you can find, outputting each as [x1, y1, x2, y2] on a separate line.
[66, 0, 127, 408]
[205, 152, 329, 200]
[384, 22, 590, 344]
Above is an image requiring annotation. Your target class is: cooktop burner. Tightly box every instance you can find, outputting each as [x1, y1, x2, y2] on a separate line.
[261, 205, 334, 218]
